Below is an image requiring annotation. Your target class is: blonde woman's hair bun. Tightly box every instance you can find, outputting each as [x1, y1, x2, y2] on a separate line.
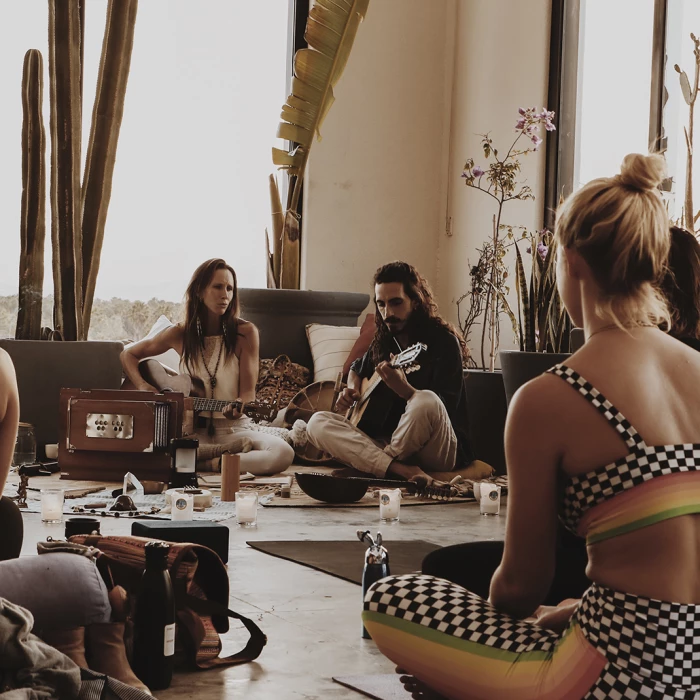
[617, 153, 666, 191]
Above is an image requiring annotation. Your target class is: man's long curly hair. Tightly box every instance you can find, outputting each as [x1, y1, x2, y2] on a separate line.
[370, 261, 470, 366]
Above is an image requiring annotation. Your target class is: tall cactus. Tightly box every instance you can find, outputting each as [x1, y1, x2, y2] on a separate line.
[81, 0, 138, 334]
[16, 50, 46, 340]
[48, 0, 84, 341]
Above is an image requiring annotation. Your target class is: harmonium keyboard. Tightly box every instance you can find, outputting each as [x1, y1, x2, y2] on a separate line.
[58, 388, 183, 481]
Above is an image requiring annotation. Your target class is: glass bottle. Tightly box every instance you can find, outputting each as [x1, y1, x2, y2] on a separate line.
[132, 541, 176, 690]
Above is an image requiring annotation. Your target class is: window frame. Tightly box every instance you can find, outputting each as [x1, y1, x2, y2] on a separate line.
[544, 0, 668, 225]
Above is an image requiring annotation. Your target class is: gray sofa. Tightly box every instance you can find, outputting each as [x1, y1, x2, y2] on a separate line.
[0, 289, 370, 455]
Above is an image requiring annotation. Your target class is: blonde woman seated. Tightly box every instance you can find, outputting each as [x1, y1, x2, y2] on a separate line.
[364, 154, 700, 699]
[121, 259, 294, 476]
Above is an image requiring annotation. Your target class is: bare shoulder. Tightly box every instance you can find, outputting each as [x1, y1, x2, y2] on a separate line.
[508, 371, 572, 429]
[0, 349, 16, 379]
[237, 319, 259, 344]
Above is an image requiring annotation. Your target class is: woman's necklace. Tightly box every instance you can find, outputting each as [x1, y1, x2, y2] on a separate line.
[199, 335, 224, 395]
[587, 322, 656, 340]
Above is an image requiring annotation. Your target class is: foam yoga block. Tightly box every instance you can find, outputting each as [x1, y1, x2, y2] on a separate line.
[131, 520, 230, 563]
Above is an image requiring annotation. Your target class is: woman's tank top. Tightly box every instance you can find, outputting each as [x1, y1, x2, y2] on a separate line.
[180, 336, 248, 430]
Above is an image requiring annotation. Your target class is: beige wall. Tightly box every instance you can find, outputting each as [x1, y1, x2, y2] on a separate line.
[301, 0, 454, 301]
[301, 0, 552, 355]
[439, 0, 552, 360]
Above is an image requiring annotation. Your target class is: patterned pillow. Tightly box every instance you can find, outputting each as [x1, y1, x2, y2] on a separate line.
[256, 355, 311, 411]
[306, 323, 361, 382]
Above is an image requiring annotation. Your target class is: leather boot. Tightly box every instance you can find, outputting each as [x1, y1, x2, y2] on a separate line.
[40, 627, 88, 667]
[85, 621, 151, 695]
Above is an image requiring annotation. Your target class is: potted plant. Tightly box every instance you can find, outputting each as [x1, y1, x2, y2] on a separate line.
[457, 108, 561, 471]
[500, 227, 571, 405]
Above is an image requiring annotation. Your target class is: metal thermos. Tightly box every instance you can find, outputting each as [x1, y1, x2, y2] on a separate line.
[357, 529, 390, 639]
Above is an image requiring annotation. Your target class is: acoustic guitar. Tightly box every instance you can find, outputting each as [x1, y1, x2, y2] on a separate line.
[346, 342, 427, 427]
[125, 358, 276, 423]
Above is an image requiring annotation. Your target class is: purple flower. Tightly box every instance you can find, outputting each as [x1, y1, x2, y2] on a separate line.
[530, 134, 543, 149]
[537, 242, 548, 259]
[472, 165, 485, 177]
[515, 117, 526, 130]
[526, 246, 532, 254]
[518, 107, 527, 116]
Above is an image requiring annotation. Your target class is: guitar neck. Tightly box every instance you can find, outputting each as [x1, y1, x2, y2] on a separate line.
[191, 398, 238, 413]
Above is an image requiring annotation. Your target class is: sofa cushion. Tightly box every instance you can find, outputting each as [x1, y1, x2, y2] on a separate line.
[342, 313, 375, 376]
[0, 553, 111, 632]
[306, 323, 361, 382]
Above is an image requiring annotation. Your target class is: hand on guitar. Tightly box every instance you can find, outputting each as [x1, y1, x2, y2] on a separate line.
[223, 402, 244, 420]
[335, 387, 361, 413]
[376, 360, 416, 402]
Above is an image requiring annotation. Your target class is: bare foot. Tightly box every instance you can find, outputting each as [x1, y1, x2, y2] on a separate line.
[387, 462, 435, 488]
[227, 437, 254, 454]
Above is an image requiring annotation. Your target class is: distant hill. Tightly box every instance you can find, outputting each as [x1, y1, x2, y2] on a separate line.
[0, 295, 184, 342]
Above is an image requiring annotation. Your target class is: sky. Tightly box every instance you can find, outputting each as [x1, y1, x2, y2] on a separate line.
[0, 0, 289, 302]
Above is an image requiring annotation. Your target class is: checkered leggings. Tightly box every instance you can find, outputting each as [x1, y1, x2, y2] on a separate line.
[363, 575, 700, 700]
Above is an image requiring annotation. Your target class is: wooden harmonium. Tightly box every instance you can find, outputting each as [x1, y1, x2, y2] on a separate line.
[59, 388, 183, 482]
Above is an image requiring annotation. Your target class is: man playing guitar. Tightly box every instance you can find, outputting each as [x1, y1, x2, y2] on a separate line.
[306, 261, 473, 485]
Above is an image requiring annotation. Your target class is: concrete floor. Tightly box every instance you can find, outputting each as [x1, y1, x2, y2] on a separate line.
[21, 498, 507, 699]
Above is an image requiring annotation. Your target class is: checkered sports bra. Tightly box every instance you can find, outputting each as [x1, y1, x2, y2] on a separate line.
[548, 364, 700, 544]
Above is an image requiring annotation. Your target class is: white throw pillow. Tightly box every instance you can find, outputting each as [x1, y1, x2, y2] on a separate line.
[306, 323, 361, 382]
[125, 314, 181, 372]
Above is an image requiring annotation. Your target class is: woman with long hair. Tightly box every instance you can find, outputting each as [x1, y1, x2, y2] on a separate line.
[364, 154, 700, 698]
[121, 258, 294, 475]
[661, 225, 700, 350]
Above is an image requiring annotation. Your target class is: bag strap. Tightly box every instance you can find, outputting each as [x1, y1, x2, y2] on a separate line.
[181, 593, 267, 667]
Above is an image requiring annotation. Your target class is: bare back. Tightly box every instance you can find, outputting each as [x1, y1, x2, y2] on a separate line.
[552, 327, 700, 602]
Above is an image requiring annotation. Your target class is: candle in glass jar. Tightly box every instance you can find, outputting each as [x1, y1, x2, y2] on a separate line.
[235, 492, 258, 527]
[379, 488, 401, 522]
[480, 484, 501, 516]
[41, 489, 65, 523]
[171, 492, 194, 521]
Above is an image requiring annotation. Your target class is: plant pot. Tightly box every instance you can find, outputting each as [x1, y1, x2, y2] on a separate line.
[499, 349, 571, 406]
[238, 288, 370, 370]
[463, 369, 507, 475]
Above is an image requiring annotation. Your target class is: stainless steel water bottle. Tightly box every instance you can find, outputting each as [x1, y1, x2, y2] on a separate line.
[357, 529, 390, 639]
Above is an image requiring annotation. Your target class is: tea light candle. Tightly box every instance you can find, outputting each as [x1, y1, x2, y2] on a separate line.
[379, 488, 401, 522]
[41, 489, 65, 523]
[171, 492, 194, 521]
[480, 484, 501, 516]
[236, 492, 258, 527]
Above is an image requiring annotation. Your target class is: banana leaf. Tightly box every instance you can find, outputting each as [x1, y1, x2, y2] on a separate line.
[270, 0, 370, 289]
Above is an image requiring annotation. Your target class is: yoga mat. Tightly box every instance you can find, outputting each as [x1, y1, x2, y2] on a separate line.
[333, 675, 411, 700]
[246, 539, 441, 585]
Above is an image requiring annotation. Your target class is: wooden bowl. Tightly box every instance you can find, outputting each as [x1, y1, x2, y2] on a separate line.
[294, 472, 369, 504]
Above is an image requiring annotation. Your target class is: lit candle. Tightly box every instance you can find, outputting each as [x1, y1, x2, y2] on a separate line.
[236, 492, 258, 527]
[480, 484, 501, 516]
[41, 489, 65, 523]
[379, 488, 401, 522]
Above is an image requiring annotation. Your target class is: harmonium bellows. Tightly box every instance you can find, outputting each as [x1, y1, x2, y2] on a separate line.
[58, 388, 184, 481]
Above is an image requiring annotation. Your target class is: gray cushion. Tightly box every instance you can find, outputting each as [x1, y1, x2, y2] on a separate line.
[0, 553, 111, 631]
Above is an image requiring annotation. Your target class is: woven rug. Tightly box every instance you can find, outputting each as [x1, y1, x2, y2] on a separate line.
[2, 473, 242, 523]
[253, 463, 503, 508]
[246, 539, 441, 585]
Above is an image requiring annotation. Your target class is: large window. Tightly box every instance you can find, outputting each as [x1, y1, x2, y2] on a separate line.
[0, 1, 289, 339]
[549, 0, 700, 226]
[575, 0, 656, 187]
